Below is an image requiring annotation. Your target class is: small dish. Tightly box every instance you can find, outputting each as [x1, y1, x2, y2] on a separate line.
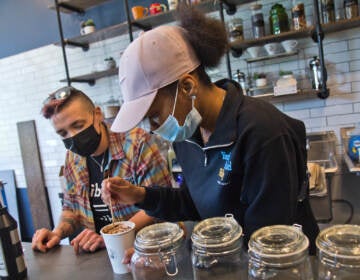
[246, 46, 263, 58]
[264, 42, 281, 56]
[281, 40, 298, 53]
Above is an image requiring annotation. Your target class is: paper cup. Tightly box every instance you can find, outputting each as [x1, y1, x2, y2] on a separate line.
[100, 221, 135, 274]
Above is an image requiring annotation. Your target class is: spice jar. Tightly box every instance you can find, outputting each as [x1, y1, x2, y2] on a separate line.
[131, 222, 184, 280]
[248, 225, 313, 280]
[269, 3, 290, 35]
[344, 0, 359, 19]
[227, 18, 244, 42]
[317, 224, 360, 279]
[250, 3, 265, 38]
[191, 214, 247, 280]
[292, 3, 306, 30]
[321, 0, 336, 23]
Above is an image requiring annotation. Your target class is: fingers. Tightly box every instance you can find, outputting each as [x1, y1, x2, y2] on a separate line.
[46, 234, 61, 249]
[122, 247, 135, 264]
[71, 229, 103, 254]
[32, 229, 51, 253]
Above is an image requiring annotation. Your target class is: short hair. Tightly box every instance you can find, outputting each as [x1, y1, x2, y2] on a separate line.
[41, 87, 95, 119]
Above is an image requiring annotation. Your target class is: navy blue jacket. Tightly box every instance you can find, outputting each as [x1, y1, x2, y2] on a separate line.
[139, 79, 319, 254]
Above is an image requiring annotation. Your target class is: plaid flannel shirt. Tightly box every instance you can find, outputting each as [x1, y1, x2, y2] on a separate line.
[62, 126, 172, 231]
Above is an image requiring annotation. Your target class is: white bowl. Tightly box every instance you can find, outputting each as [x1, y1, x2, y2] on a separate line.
[281, 40, 298, 53]
[264, 43, 281, 56]
[246, 46, 263, 58]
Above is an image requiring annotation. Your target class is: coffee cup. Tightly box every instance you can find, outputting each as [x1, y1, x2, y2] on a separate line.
[149, 3, 167, 15]
[132, 6, 149, 20]
[264, 42, 281, 56]
[100, 221, 135, 274]
[80, 25, 96, 35]
[167, 0, 178, 10]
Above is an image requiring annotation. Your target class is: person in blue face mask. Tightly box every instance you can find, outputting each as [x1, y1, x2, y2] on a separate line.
[32, 87, 172, 255]
[103, 5, 319, 255]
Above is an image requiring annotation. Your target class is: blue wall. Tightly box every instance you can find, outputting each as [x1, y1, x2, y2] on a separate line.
[0, 0, 166, 59]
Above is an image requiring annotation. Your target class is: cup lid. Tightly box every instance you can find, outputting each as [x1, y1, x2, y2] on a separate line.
[134, 222, 184, 252]
[248, 225, 309, 258]
[316, 224, 360, 259]
[191, 214, 242, 249]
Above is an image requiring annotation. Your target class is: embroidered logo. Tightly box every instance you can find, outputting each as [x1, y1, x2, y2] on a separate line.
[217, 151, 232, 186]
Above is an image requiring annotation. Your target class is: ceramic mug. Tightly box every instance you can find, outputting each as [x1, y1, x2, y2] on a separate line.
[264, 42, 281, 56]
[167, 0, 178, 10]
[132, 6, 149, 20]
[80, 25, 95, 35]
[149, 3, 167, 15]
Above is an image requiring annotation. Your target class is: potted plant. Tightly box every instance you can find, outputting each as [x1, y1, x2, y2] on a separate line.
[80, 19, 96, 35]
[279, 70, 293, 78]
[253, 72, 267, 87]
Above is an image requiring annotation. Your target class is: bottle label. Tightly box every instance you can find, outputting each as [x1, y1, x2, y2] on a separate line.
[0, 242, 9, 277]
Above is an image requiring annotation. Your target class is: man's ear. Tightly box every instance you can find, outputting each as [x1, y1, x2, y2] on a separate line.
[94, 106, 104, 122]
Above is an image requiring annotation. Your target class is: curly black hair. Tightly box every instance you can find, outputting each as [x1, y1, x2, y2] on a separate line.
[177, 3, 229, 69]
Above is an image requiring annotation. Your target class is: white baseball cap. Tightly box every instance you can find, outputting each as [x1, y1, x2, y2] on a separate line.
[111, 25, 200, 133]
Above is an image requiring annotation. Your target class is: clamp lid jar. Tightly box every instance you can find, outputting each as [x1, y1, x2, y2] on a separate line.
[316, 224, 360, 279]
[131, 222, 184, 279]
[248, 224, 313, 279]
[191, 214, 247, 279]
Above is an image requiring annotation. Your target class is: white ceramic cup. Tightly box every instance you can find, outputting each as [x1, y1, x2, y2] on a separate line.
[246, 46, 263, 58]
[281, 40, 298, 53]
[81, 25, 96, 35]
[100, 221, 135, 274]
[264, 42, 280, 56]
[167, 0, 178, 10]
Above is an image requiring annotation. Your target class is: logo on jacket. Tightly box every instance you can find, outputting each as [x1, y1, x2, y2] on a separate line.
[217, 151, 232, 186]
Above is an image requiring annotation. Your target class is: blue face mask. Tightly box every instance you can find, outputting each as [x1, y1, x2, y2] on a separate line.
[153, 85, 202, 142]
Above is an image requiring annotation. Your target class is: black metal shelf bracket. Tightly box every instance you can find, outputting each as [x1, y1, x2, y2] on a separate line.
[57, 2, 85, 14]
[131, 22, 152, 31]
[70, 79, 96, 86]
[221, 0, 237, 15]
[64, 40, 89, 51]
[230, 47, 243, 58]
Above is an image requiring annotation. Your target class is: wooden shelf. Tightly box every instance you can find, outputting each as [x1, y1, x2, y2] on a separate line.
[60, 67, 118, 85]
[245, 51, 299, 63]
[251, 89, 320, 102]
[49, 0, 111, 13]
[54, 0, 255, 48]
[231, 16, 360, 52]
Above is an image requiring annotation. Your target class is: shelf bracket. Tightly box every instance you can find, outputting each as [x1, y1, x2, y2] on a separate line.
[230, 47, 243, 58]
[64, 40, 89, 51]
[57, 2, 85, 14]
[221, 0, 236, 15]
[70, 79, 95, 86]
[131, 22, 152, 31]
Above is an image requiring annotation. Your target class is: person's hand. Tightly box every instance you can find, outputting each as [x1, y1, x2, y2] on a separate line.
[101, 177, 145, 206]
[122, 247, 135, 265]
[70, 228, 105, 254]
[31, 228, 61, 253]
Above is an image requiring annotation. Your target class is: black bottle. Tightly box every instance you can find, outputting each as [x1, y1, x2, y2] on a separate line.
[0, 201, 27, 279]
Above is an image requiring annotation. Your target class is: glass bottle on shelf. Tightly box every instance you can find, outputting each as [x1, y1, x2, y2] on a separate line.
[321, 0, 336, 23]
[250, 3, 265, 39]
[344, 0, 359, 19]
[269, 3, 290, 35]
[227, 17, 244, 42]
[291, 1, 307, 30]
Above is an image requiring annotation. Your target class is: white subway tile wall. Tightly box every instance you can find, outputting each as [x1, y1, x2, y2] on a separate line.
[0, 0, 359, 224]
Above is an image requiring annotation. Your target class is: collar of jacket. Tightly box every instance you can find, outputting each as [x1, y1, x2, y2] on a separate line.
[186, 79, 244, 148]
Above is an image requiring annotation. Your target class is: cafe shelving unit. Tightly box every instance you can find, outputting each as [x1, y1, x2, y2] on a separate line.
[52, 0, 360, 96]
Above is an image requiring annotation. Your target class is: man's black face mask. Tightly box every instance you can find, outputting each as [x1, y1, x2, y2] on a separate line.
[62, 124, 101, 157]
